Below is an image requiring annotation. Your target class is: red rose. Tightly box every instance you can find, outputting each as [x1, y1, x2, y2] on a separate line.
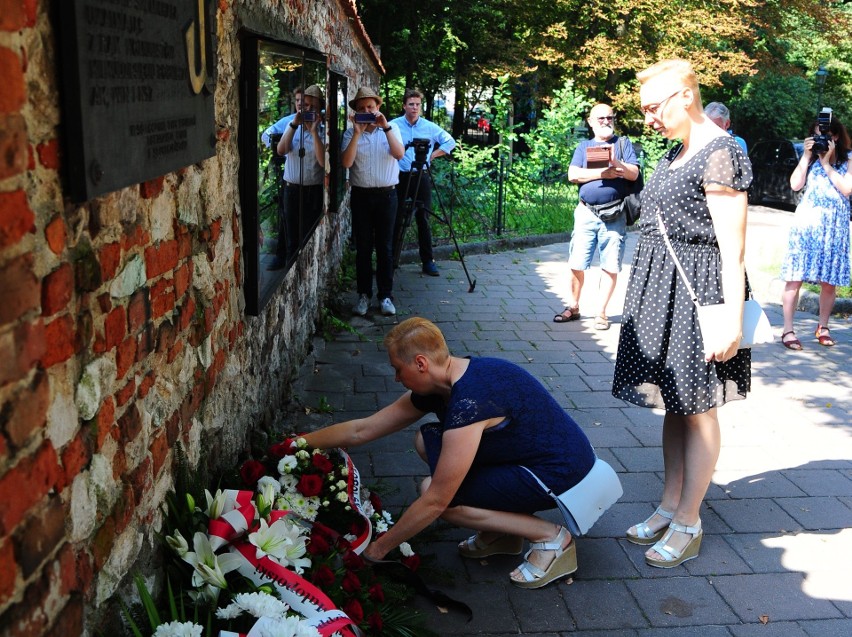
[341, 570, 361, 593]
[342, 551, 365, 571]
[336, 536, 352, 552]
[297, 474, 323, 497]
[311, 453, 334, 474]
[311, 564, 336, 587]
[239, 460, 266, 487]
[369, 491, 382, 512]
[367, 611, 383, 633]
[401, 553, 421, 572]
[368, 583, 384, 602]
[268, 441, 292, 459]
[342, 599, 364, 624]
[307, 531, 331, 555]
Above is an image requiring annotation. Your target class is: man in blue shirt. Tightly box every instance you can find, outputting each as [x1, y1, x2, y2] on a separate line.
[261, 86, 302, 148]
[705, 102, 747, 154]
[390, 89, 456, 276]
[555, 103, 639, 330]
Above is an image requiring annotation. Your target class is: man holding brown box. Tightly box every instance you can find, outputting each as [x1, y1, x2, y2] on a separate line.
[554, 103, 639, 330]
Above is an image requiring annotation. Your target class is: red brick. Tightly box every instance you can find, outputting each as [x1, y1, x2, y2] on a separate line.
[233, 247, 241, 284]
[44, 215, 66, 255]
[0, 253, 39, 324]
[167, 340, 183, 364]
[4, 369, 48, 449]
[0, 442, 61, 534]
[150, 276, 175, 319]
[103, 306, 126, 351]
[127, 288, 149, 334]
[60, 431, 91, 490]
[3, 319, 45, 387]
[178, 231, 192, 259]
[174, 260, 192, 299]
[95, 396, 115, 449]
[0, 536, 16, 605]
[118, 404, 142, 446]
[164, 412, 181, 446]
[0, 46, 25, 113]
[115, 335, 136, 380]
[139, 175, 164, 199]
[23, 0, 36, 27]
[150, 429, 169, 477]
[15, 496, 64, 578]
[0, 113, 28, 180]
[98, 241, 121, 280]
[35, 138, 59, 170]
[127, 456, 151, 504]
[111, 444, 126, 480]
[41, 263, 73, 317]
[138, 373, 155, 399]
[96, 293, 111, 314]
[0, 0, 27, 30]
[120, 225, 149, 252]
[41, 314, 77, 368]
[210, 218, 222, 243]
[58, 543, 94, 597]
[0, 189, 34, 249]
[136, 324, 154, 362]
[91, 516, 116, 570]
[45, 594, 84, 637]
[145, 239, 178, 279]
[112, 484, 135, 534]
[115, 378, 135, 407]
[179, 295, 196, 331]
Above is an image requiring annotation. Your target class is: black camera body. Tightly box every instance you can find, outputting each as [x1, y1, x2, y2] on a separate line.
[408, 138, 432, 165]
[354, 112, 377, 124]
[301, 111, 316, 122]
[812, 107, 833, 154]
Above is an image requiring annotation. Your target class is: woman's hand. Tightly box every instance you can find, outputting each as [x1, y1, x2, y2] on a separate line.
[363, 542, 388, 562]
[817, 138, 836, 167]
[802, 136, 815, 157]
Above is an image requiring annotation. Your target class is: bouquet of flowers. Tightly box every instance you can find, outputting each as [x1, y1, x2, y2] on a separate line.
[133, 438, 432, 637]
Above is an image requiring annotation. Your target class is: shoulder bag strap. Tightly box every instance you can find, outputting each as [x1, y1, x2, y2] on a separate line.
[656, 215, 700, 306]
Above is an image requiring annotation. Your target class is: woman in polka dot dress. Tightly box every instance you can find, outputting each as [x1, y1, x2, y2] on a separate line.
[612, 60, 753, 568]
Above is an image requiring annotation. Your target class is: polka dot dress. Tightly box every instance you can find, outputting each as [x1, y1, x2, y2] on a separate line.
[612, 136, 753, 415]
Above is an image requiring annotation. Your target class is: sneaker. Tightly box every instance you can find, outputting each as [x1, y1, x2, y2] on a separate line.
[380, 297, 396, 316]
[422, 261, 440, 276]
[353, 294, 369, 316]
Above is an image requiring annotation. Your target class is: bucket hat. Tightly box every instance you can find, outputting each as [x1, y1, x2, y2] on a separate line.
[348, 86, 383, 109]
[304, 84, 324, 102]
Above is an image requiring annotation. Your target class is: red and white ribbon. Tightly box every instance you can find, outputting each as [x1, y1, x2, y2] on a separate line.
[208, 490, 256, 551]
[337, 450, 372, 555]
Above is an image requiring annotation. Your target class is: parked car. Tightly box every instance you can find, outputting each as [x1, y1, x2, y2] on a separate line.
[748, 139, 804, 208]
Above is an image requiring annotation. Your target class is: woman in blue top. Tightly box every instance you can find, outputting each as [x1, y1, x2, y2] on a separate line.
[303, 317, 596, 588]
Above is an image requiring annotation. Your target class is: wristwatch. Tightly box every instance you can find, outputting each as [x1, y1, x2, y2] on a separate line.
[289, 122, 298, 130]
[382, 126, 392, 133]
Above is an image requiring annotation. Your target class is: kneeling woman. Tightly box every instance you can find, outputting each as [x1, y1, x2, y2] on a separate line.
[303, 317, 596, 588]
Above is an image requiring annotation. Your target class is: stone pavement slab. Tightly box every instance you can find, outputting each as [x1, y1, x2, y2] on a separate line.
[283, 207, 851, 635]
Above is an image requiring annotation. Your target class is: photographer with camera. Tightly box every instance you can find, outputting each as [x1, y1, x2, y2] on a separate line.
[391, 89, 456, 276]
[780, 109, 852, 350]
[267, 84, 326, 269]
[261, 86, 303, 149]
[555, 103, 639, 330]
[342, 87, 405, 317]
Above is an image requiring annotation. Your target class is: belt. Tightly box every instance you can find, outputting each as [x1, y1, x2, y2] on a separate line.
[581, 199, 622, 211]
[284, 181, 322, 188]
[352, 185, 395, 193]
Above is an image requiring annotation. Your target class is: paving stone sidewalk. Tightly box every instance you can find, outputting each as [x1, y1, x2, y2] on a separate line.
[285, 209, 852, 636]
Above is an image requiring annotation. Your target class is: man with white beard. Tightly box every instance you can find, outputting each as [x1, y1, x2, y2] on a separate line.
[554, 103, 640, 330]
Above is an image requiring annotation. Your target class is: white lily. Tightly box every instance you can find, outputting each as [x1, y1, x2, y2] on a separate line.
[165, 528, 189, 557]
[249, 518, 311, 573]
[183, 532, 242, 592]
[203, 489, 228, 519]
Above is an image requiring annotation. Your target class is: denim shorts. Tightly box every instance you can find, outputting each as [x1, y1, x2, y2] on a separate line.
[567, 203, 626, 273]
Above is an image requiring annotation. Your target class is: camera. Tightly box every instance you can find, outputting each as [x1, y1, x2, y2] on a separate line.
[407, 138, 433, 165]
[301, 111, 316, 122]
[812, 107, 833, 155]
[269, 132, 283, 147]
[354, 112, 377, 124]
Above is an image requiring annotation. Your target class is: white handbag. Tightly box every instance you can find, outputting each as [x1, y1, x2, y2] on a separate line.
[523, 457, 623, 536]
[657, 216, 774, 353]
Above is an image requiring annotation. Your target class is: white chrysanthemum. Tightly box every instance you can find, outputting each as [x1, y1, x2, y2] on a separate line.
[336, 492, 348, 503]
[279, 473, 298, 491]
[338, 480, 349, 491]
[231, 591, 290, 619]
[215, 603, 243, 619]
[375, 519, 388, 533]
[340, 465, 348, 476]
[361, 500, 375, 518]
[399, 542, 414, 557]
[278, 456, 298, 474]
[382, 510, 393, 525]
[152, 620, 203, 637]
[255, 615, 321, 637]
[321, 500, 330, 508]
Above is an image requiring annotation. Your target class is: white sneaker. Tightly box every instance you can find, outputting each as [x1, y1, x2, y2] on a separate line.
[380, 297, 396, 316]
[353, 294, 369, 316]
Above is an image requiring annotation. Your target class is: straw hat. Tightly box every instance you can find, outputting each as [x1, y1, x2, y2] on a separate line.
[348, 86, 383, 109]
[304, 84, 324, 102]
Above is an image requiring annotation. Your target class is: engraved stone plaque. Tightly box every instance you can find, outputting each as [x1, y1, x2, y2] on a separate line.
[59, 0, 217, 201]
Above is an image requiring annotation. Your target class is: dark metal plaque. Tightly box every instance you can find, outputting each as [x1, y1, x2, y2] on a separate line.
[59, 0, 217, 201]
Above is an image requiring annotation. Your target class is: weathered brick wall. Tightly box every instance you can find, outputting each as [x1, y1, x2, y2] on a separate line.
[0, 1, 379, 634]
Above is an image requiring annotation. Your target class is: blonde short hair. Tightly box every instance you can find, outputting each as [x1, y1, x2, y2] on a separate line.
[637, 59, 702, 107]
[384, 317, 449, 364]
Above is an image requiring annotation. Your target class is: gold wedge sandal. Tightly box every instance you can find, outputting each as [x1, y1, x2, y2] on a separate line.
[645, 519, 702, 569]
[626, 506, 674, 545]
[458, 533, 524, 559]
[510, 527, 577, 589]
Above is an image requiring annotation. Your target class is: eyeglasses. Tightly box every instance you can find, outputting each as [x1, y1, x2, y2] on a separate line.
[595, 115, 616, 124]
[640, 89, 684, 117]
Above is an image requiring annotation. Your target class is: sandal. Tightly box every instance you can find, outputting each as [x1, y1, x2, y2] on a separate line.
[553, 306, 580, 323]
[510, 527, 577, 589]
[594, 314, 610, 330]
[458, 533, 524, 559]
[781, 330, 803, 351]
[815, 325, 836, 347]
[625, 506, 673, 545]
[645, 519, 702, 569]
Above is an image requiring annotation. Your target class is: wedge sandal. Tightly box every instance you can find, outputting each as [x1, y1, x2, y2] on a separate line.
[458, 533, 524, 559]
[510, 527, 577, 589]
[645, 519, 702, 569]
[626, 506, 674, 545]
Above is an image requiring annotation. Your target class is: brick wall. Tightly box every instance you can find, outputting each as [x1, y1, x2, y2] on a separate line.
[0, 1, 380, 634]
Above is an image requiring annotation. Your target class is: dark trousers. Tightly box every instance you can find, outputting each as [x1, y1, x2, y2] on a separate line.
[351, 186, 397, 300]
[395, 171, 434, 265]
[276, 183, 323, 262]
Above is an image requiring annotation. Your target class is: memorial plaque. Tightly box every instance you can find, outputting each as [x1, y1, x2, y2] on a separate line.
[59, 0, 217, 201]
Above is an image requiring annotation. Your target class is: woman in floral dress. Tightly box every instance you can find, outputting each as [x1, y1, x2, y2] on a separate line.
[780, 116, 852, 349]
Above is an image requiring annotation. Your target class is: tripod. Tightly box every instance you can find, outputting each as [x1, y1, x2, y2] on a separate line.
[392, 157, 476, 293]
